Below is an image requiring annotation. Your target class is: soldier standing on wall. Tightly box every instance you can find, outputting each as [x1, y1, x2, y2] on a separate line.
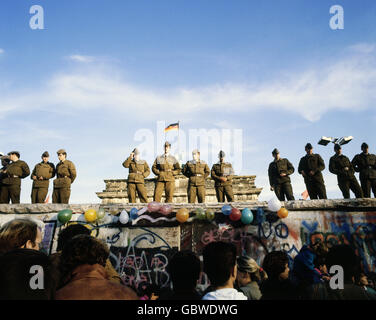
[268, 148, 295, 201]
[152, 141, 181, 203]
[31, 151, 56, 204]
[351, 142, 376, 198]
[211, 150, 235, 202]
[52, 149, 77, 204]
[0, 154, 11, 204]
[298, 143, 327, 200]
[123, 148, 150, 203]
[183, 149, 210, 203]
[0, 151, 30, 204]
[329, 144, 363, 199]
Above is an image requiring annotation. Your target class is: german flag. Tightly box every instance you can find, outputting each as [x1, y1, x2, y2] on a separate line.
[164, 122, 179, 132]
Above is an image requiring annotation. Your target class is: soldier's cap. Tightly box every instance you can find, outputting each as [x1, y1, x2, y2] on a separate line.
[57, 149, 67, 155]
[272, 148, 280, 155]
[132, 148, 140, 155]
[334, 144, 341, 151]
[8, 151, 20, 158]
[361, 142, 369, 150]
[219, 150, 225, 158]
[192, 149, 200, 155]
[305, 143, 313, 150]
[164, 141, 171, 147]
[42, 151, 49, 158]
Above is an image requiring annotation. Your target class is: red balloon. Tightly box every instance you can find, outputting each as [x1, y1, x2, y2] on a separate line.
[159, 204, 173, 215]
[229, 208, 241, 221]
[147, 201, 161, 212]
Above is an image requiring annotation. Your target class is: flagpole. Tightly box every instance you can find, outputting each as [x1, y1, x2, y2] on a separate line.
[178, 120, 180, 163]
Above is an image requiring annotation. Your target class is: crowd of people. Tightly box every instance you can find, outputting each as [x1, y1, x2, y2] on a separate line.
[0, 218, 375, 300]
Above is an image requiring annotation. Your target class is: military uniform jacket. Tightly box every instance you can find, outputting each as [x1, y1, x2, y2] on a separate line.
[268, 158, 294, 187]
[53, 160, 77, 188]
[298, 154, 325, 183]
[0, 165, 9, 185]
[2, 160, 30, 186]
[123, 156, 150, 183]
[329, 154, 356, 180]
[351, 153, 376, 180]
[31, 162, 56, 188]
[152, 154, 181, 182]
[211, 162, 234, 186]
[183, 160, 210, 186]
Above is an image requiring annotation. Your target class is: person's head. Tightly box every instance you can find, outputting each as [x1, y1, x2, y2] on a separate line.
[355, 273, 369, 286]
[272, 148, 280, 160]
[56, 224, 91, 252]
[361, 142, 369, 154]
[8, 151, 20, 162]
[334, 144, 342, 155]
[164, 142, 171, 154]
[41, 151, 49, 163]
[262, 251, 289, 281]
[60, 234, 109, 275]
[168, 250, 201, 292]
[133, 148, 140, 161]
[237, 255, 267, 287]
[0, 219, 42, 254]
[305, 143, 313, 155]
[192, 149, 200, 162]
[218, 150, 225, 162]
[203, 241, 237, 288]
[57, 149, 67, 161]
[326, 245, 360, 283]
[1, 155, 11, 167]
[0, 248, 55, 300]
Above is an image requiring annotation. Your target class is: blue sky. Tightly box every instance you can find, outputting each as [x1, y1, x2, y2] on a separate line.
[0, 0, 375, 203]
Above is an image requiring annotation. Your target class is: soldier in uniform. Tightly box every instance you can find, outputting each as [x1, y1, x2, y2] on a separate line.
[0, 151, 30, 204]
[123, 148, 150, 203]
[152, 142, 181, 203]
[0, 154, 11, 204]
[183, 149, 210, 203]
[351, 142, 376, 198]
[298, 143, 327, 200]
[329, 144, 363, 199]
[52, 149, 77, 204]
[211, 150, 235, 202]
[268, 148, 295, 201]
[31, 151, 56, 204]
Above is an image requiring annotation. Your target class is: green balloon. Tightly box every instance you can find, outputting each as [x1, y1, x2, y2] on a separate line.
[57, 209, 73, 224]
[195, 208, 206, 220]
[206, 209, 216, 221]
[97, 208, 106, 220]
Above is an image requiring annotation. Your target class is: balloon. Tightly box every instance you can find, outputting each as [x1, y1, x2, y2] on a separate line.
[268, 198, 281, 212]
[221, 205, 232, 216]
[159, 204, 173, 216]
[138, 207, 148, 215]
[110, 208, 119, 216]
[119, 210, 129, 224]
[147, 201, 162, 212]
[57, 209, 72, 224]
[229, 208, 241, 221]
[241, 208, 253, 224]
[255, 207, 266, 224]
[277, 207, 289, 219]
[84, 209, 97, 223]
[97, 208, 106, 220]
[195, 208, 206, 220]
[130, 207, 138, 219]
[176, 208, 189, 223]
[206, 209, 216, 221]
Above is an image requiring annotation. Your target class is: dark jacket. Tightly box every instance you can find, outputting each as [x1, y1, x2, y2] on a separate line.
[183, 160, 210, 186]
[211, 162, 234, 186]
[2, 160, 30, 186]
[351, 153, 376, 180]
[53, 160, 77, 189]
[152, 154, 181, 182]
[329, 154, 356, 182]
[239, 281, 262, 300]
[260, 278, 299, 300]
[298, 154, 325, 183]
[268, 158, 294, 187]
[123, 156, 150, 183]
[31, 162, 55, 188]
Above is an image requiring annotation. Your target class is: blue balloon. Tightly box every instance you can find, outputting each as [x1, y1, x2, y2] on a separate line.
[255, 207, 265, 224]
[241, 208, 253, 224]
[130, 207, 138, 219]
[221, 205, 232, 216]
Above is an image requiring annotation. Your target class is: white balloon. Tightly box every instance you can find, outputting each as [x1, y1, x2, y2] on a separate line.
[119, 210, 129, 224]
[138, 207, 148, 215]
[268, 198, 281, 212]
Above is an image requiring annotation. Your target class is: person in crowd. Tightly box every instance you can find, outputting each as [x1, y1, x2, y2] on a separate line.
[50, 223, 121, 289]
[0, 248, 55, 300]
[55, 234, 138, 300]
[356, 272, 376, 299]
[260, 251, 298, 300]
[202, 241, 247, 300]
[0, 218, 42, 254]
[236, 255, 267, 300]
[158, 250, 202, 300]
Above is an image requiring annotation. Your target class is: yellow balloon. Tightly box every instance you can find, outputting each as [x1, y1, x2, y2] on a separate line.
[176, 208, 189, 223]
[84, 209, 98, 223]
[277, 207, 288, 219]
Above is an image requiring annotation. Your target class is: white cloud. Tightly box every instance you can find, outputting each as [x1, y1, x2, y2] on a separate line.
[0, 48, 4, 54]
[68, 55, 95, 63]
